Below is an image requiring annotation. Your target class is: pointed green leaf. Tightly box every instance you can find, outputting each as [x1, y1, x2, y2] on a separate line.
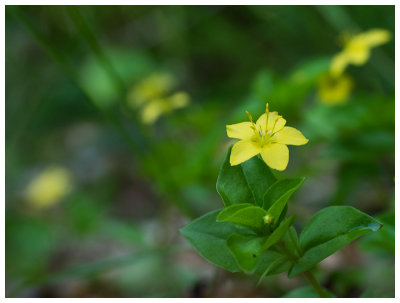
[263, 178, 304, 223]
[289, 206, 382, 277]
[226, 232, 292, 275]
[241, 155, 276, 205]
[216, 203, 253, 221]
[263, 215, 295, 251]
[180, 209, 254, 273]
[216, 147, 276, 206]
[226, 234, 265, 273]
[217, 205, 268, 231]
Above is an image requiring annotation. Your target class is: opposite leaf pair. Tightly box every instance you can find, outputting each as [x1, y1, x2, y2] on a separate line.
[181, 147, 382, 280]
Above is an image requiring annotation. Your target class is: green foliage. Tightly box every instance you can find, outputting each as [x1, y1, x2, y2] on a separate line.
[217, 204, 268, 232]
[180, 209, 245, 273]
[226, 234, 265, 273]
[263, 178, 304, 224]
[183, 147, 383, 292]
[283, 286, 335, 298]
[263, 215, 295, 251]
[289, 206, 382, 277]
[216, 147, 276, 207]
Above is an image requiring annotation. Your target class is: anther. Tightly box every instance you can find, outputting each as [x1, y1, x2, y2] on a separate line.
[246, 111, 254, 124]
[265, 103, 270, 129]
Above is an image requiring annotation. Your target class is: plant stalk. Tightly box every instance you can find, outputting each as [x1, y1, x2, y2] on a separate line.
[281, 233, 329, 298]
[303, 270, 327, 298]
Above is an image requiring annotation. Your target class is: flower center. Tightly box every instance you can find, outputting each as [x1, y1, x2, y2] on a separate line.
[246, 107, 282, 147]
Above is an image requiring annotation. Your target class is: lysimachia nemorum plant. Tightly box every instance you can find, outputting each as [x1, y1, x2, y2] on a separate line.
[181, 103, 382, 298]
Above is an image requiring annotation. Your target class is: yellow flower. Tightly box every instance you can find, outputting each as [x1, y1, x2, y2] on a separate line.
[25, 166, 71, 209]
[317, 73, 353, 105]
[331, 29, 391, 77]
[140, 92, 190, 124]
[226, 104, 308, 170]
[127, 73, 175, 107]
[127, 73, 190, 124]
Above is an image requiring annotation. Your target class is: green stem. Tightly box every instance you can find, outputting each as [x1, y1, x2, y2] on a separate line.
[279, 237, 328, 298]
[303, 270, 327, 298]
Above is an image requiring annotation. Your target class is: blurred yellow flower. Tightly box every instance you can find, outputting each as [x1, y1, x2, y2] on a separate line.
[317, 73, 353, 105]
[127, 73, 190, 124]
[331, 29, 391, 77]
[25, 166, 71, 209]
[226, 104, 308, 170]
[140, 92, 190, 124]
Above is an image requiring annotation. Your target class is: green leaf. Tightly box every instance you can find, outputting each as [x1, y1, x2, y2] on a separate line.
[216, 203, 253, 221]
[226, 234, 265, 273]
[263, 216, 295, 251]
[263, 178, 304, 223]
[217, 204, 268, 231]
[216, 147, 276, 206]
[180, 209, 253, 273]
[226, 216, 295, 274]
[257, 255, 289, 286]
[289, 206, 382, 277]
[241, 155, 276, 204]
[254, 251, 292, 276]
[283, 226, 301, 258]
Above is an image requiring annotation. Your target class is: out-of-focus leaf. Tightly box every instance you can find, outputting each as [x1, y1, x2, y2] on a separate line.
[80, 49, 155, 108]
[283, 286, 335, 298]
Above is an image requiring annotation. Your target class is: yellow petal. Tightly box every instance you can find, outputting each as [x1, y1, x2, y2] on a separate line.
[317, 73, 353, 105]
[141, 99, 165, 124]
[330, 52, 349, 77]
[272, 117, 286, 133]
[226, 122, 255, 140]
[25, 166, 71, 208]
[260, 143, 289, 171]
[274, 127, 309, 146]
[168, 91, 190, 109]
[356, 29, 391, 48]
[230, 140, 261, 166]
[256, 111, 286, 131]
[346, 46, 370, 65]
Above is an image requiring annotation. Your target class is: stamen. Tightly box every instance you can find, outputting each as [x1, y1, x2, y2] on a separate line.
[265, 103, 269, 130]
[246, 111, 254, 124]
[271, 115, 282, 134]
[246, 110, 258, 135]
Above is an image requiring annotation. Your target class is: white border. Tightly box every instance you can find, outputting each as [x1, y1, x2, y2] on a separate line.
[2, 1, 398, 302]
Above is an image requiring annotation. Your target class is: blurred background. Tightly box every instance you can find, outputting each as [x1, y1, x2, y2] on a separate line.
[5, 5, 394, 298]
